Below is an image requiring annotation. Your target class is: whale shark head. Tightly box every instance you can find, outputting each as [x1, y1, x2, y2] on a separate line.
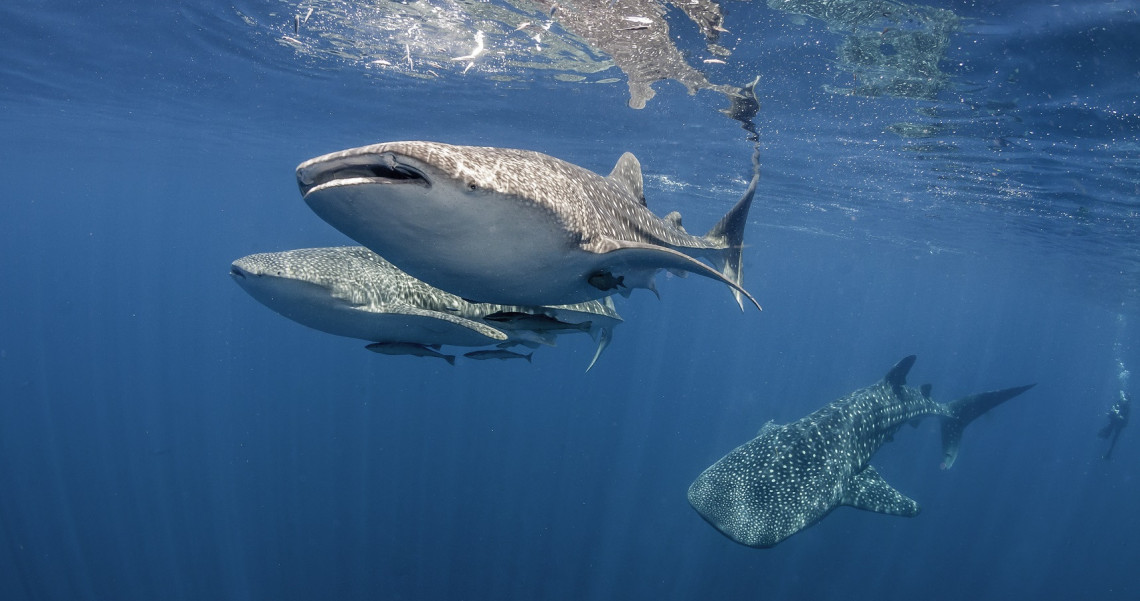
[297, 141, 606, 306]
[229, 247, 515, 347]
[230, 252, 353, 320]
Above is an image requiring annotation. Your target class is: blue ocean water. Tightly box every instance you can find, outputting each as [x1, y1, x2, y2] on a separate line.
[0, 1, 1137, 600]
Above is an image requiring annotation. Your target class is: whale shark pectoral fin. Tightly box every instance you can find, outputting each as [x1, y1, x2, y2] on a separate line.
[376, 305, 510, 342]
[840, 465, 921, 517]
[584, 326, 613, 373]
[589, 239, 761, 311]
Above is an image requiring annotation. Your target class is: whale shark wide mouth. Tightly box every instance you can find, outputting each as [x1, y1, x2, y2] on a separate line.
[297, 152, 431, 197]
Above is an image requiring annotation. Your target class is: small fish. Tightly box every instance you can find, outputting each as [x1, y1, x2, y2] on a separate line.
[483, 311, 592, 333]
[464, 350, 533, 362]
[366, 342, 456, 365]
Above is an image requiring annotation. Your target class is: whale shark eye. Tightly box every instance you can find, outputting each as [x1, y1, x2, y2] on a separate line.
[468, 182, 480, 192]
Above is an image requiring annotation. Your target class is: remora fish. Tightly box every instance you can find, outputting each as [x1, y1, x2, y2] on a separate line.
[463, 349, 533, 362]
[230, 246, 621, 368]
[296, 141, 761, 311]
[483, 311, 592, 333]
[367, 342, 455, 365]
[687, 355, 1035, 548]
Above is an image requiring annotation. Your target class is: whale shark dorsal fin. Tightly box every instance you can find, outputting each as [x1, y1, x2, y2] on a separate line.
[664, 210, 683, 228]
[840, 465, 921, 517]
[606, 152, 646, 206]
[884, 355, 917, 389]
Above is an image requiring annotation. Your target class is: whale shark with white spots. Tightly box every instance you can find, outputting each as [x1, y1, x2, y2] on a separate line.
[688, 355, 1035, 548]
[230, 246, 621, 369]
[296, 141, 761, 311]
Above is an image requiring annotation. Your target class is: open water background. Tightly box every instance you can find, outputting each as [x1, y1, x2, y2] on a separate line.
[1, 1, 1137, 599]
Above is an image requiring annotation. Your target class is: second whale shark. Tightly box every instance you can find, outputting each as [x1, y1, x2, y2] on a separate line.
[296, 141, 760, 310]
[230, 246, 621, 369]
[688, 355, 1035, 548]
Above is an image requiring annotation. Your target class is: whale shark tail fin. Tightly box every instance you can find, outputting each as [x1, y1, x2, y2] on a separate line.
[940, 383, 1036, 469]
[704, 148, 760, 311]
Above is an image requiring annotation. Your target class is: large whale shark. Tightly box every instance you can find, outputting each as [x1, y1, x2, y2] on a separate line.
[296, 142, 760, 311]
[230, 246, 621, 369]
[688, 355, 1035, 548]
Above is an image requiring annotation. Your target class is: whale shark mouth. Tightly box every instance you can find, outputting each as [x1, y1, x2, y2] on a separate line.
[297, 152, 430, 197]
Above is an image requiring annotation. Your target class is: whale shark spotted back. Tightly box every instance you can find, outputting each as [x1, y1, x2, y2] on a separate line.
[688, 355, 1035, 548]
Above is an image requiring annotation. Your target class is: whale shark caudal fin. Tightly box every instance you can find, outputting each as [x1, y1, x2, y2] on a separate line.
[839, 465, 921, 517]
[703, 148, 759, 311]
[939, 383, 1036, 469]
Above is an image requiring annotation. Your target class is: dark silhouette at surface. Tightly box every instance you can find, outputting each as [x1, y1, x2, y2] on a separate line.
[1098, 392, 1130, 460]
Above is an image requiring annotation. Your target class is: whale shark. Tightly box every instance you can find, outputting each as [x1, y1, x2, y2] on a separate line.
[687, 355, 1035, 548]
[230, 246, 621, 368]
[296, 141, 760, 311]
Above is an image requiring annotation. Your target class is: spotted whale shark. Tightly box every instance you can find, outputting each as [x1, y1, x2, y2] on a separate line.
[688, 355, 1035, 548]
[230, 246, 621, 369]
[296, 141, 760, 311]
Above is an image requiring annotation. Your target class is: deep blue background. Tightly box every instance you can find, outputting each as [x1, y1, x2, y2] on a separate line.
[1, 1, 1137, 600]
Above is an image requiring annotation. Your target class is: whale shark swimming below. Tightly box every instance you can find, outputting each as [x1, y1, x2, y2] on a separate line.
[688, 355, 1035, 548]
[296, 141, 761, 311]
[230, 246, 621, 369]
